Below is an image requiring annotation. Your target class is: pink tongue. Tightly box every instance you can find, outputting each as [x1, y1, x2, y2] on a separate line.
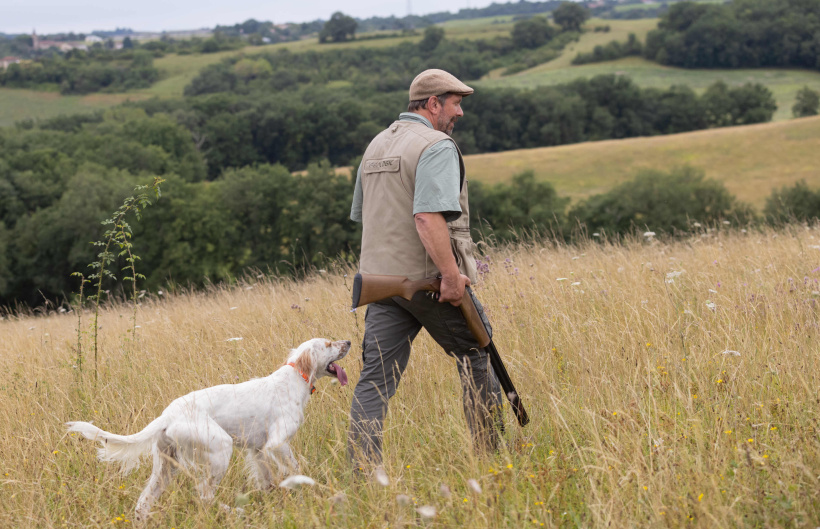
[330, 362, 348, 386]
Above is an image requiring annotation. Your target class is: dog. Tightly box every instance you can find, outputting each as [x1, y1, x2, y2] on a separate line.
[66, 338, 350, 521]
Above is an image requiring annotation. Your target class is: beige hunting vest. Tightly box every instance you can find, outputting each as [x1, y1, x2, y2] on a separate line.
[359, 120, 477, 283]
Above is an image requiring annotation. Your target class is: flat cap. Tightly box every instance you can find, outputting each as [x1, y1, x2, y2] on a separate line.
[409, 69, 474, 101]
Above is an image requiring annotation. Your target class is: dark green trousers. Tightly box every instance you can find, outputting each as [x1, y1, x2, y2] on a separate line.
[347, 291, 503, 466]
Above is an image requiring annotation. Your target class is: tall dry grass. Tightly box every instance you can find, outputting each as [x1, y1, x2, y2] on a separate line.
[2, 227, 819, 527]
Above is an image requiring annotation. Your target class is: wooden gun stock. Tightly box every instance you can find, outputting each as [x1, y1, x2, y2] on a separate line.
[351, 273, 530, 427]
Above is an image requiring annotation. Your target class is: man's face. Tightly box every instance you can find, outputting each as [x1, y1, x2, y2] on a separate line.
[434, 95, 464, 136]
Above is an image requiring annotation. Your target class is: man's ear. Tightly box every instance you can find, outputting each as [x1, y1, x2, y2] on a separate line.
[427, 95, 440, 114]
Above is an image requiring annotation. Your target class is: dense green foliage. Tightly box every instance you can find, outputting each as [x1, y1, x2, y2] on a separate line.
[764, 181, 820, 223]
[644, 0, 820, 69]
[470, 171, 569, 241]
[0, 109, 359, 306]
[567, 167, 755, 235]
[320, 12, 358, 43]
[512, 16, 557, 50]
[793, 86, 820, 117]
[552, 2, 591, 32]
[572, 33, 643, 65]
[0, 49, 159, 94]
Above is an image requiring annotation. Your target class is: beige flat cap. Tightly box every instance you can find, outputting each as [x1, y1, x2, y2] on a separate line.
[409, 69, 474, 101]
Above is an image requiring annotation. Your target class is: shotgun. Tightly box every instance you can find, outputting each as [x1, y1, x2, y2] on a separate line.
[351, 273, 530, 427]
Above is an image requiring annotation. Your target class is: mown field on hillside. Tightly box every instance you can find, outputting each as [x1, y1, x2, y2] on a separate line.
[481, 56, 820, 122]
[463, 116, 820, 208]
[2, 227, 820, 527]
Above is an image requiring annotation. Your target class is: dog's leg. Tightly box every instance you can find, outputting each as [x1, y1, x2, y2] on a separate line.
[274, 443, 299, 475]
[246, 448, 275, 490]
[135, 442, 175, 523]
[195, 421, 233, 504]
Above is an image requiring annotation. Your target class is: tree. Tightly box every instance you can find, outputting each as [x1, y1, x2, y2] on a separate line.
[418, 26, 445, 53]
[793, 86, 819, 117]
[552, 2, 590, 33]
[320, 12, 358, 43]
[511, 16, 556, 49]
[122, 36, 134, 49]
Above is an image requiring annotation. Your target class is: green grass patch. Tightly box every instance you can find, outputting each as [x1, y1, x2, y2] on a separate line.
[462, 116, 820, 208]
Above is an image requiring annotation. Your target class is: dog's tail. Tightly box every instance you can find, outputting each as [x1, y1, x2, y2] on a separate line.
[66, 416, 169, 474]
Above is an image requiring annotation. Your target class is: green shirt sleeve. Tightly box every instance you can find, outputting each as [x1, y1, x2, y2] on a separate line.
[413, 139, 462, 223]
[350, 163, 363, 222]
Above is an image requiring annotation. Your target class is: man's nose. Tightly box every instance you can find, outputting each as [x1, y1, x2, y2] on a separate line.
[456, 106, 464, 117]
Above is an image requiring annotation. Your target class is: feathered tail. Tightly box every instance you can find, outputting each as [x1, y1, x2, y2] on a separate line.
[66, 416, 169, 474]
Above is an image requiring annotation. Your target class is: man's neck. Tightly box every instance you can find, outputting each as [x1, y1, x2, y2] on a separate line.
[410, 110, 438, 131]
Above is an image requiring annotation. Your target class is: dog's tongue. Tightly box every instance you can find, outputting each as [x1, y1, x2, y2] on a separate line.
[329, 362, 348, 386]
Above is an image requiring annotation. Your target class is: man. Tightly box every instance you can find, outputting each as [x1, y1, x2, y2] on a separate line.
[348, 69, 503, 469]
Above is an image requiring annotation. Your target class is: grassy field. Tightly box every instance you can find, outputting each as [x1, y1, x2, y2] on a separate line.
[484, 17, 658, 77]
[480, 56, 820, 122]
[3, 227, 820, 527]
[463, 116, 820, 208]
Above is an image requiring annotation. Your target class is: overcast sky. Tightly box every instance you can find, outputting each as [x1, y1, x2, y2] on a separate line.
[4, 0, 493, 35]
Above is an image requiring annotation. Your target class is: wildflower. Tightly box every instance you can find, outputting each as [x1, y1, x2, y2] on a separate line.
[279, 475, 316, 489]
[770, 426, 777, 431]
[643, 486, 648, 491]
[467, 479, 482, 494]
[463, 497, 468, 503]
[373, 467, 390, 487]
[406, 464, 411, 469]
[225, 337, 243, 342]
[52, 450, 59, 455]
[416, 505, 436, 519]
[698, 493, 704, 502]
[644, 231, 656, 238]
[724, 430, 732, 434]
[721, 350, 740, 356]
[439, 484, 451, 498]
[717, 379, 724, 384]
[747, 438, 754, 443]
[763, 454, 769, 459]
[507, 464, 513, 469]
[556, 278, 568, 281]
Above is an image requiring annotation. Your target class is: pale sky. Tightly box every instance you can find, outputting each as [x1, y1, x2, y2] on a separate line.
[3, 0, 494, 35]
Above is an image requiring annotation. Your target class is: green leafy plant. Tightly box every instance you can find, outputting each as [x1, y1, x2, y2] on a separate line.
[74, 177, 164, 384]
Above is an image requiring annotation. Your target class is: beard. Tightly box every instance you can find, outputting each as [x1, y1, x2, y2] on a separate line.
[437, 114, 457, 136]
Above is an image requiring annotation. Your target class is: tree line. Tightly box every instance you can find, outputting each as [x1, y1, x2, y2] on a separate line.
[644, 0, 820, 69]
[0, 48, 159, 94]
[0, 104, 814, 308]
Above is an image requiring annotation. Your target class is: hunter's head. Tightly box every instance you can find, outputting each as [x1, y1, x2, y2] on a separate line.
[407, 69, 473, 136]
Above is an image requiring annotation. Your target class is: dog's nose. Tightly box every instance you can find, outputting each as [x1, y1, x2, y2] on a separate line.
[344, 340, 351, 348]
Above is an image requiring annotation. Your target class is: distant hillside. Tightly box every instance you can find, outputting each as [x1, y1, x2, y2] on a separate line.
[463, 116, 820, 208]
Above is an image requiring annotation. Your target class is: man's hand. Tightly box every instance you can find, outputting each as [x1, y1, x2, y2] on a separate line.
[415, 211, 467, 306]
[439, 272, 470, 306]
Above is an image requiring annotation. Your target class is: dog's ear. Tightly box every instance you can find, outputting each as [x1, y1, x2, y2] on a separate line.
[294, 343, 317, 380]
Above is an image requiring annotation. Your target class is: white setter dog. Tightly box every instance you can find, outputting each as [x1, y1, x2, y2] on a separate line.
[67, 338, 350, 521]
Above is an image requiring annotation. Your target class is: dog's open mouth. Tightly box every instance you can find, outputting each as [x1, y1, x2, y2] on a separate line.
[327, 362, 348, 386]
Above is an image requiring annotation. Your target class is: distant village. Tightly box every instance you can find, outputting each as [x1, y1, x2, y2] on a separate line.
[1, 28, 213, 70]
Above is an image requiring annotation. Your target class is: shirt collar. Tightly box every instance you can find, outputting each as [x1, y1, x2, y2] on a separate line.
[399, 112, 433, 129]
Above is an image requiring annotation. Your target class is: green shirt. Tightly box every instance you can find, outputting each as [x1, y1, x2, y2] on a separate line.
[350, 112, 462, 223]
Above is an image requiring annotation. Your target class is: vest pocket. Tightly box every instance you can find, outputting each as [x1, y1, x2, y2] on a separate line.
[449, 227, 477, 283]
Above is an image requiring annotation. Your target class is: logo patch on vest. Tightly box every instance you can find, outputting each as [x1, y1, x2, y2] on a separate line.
[363, 157, 401, 174]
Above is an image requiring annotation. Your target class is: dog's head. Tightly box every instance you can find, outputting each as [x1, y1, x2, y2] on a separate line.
[288, 338, 351, 386]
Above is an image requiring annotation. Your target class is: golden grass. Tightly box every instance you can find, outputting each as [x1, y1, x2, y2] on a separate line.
[463, 116, 820, 208]
[3, 227, 820, 526]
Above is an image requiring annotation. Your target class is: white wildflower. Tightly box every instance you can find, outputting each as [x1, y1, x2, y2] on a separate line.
[279, 475, 315, 489]
[643, 231, 656, 238]
[226, 337, 243, 342]
[416, 505, 436, 519]
[467, 479, 482, 494]
[705, 301, 716, 311]
[571, 282, 581, 286]
[721, 350, 741, 356]
[439, 483, 451, 498]
[373, 466, 389, 487]
[556, 278, 568, 281]
[593, 233, 600, 237]
[229, 307, 238, 310]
